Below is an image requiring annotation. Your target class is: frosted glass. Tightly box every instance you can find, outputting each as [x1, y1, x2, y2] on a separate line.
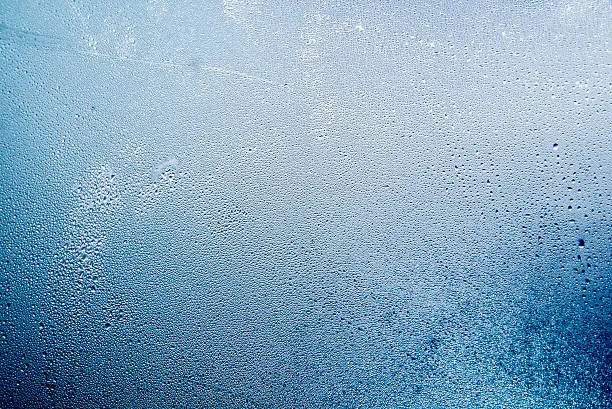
[1, 1, 610, 408]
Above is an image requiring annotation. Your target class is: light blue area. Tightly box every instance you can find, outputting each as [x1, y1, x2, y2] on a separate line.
[0, 1, 610, 408]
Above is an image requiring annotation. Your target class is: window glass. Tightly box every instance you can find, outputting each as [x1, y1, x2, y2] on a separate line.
[1, 1, 610, 407]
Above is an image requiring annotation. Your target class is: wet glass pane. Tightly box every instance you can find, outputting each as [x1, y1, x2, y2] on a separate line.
[1, 1, 610, 408]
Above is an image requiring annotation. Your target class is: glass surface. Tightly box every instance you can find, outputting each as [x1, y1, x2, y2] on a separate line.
[0, 1, 610, 408]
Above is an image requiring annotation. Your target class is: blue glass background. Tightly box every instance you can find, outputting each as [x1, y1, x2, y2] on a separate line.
[0, 1, 610, 407]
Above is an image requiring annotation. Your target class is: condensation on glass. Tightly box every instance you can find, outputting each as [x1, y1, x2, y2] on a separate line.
[0, 1, 610, 408]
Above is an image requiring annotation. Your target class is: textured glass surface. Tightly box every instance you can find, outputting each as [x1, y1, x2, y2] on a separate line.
[0, 1, 610, 408]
